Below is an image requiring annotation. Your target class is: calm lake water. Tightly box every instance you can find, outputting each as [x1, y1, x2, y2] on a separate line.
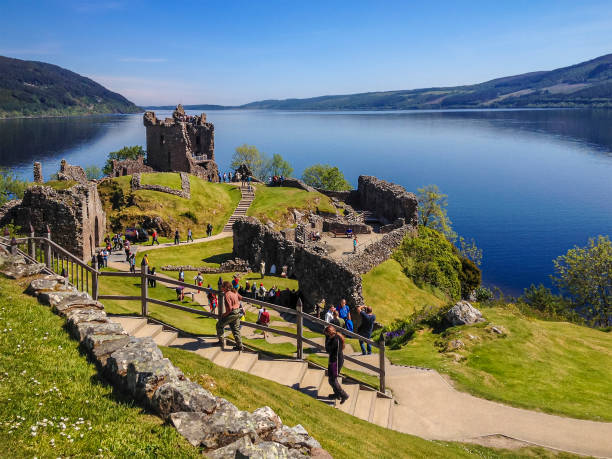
[2, 109, 612, 296]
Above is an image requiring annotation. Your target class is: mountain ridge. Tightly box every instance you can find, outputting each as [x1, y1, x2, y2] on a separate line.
[0, 56, 141, 118]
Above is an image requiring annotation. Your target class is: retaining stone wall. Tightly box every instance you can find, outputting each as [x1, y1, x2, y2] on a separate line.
[131, 172, 191, 199]
[13, 265, 329, 458]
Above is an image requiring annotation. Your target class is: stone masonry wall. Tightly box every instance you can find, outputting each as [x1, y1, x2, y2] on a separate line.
[58, 159, 88, 183]
[131, 172, 191, 199]
[355, 175, 418, 225]
[109, 156, 154, 177]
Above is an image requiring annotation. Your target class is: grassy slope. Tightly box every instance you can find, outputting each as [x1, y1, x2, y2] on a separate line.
[247, 185, 336, 228]
[98, 175, 241, 238]
[163, 345, 573, 459]
[362, 259, 447, 324]
[140, 172, 182, 190]
[386, 306, 612, 421]
[0, 276, 198, 458]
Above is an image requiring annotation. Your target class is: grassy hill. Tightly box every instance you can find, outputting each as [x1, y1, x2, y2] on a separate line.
[98, 173, 242, 239]
[385, 305, 612, 421]
[0, 55, 141, 118]
[239, 54, 612, 110]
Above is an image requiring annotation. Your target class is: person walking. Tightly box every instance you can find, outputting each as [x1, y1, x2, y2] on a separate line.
[217, 276, 223, 292]
[178, 268, 185, 283]
[353, 235, 358, 253]
[324, 325, 349, 403]
[357, 305, 376, 355]
[216, 281, 243, 351]
[187, 228, 193, 242]
[256, 306, 270, 339]
[124, 239, 131, 261]
[174, 229, 180, 245]
[194, 272, 203, 287]
[129, 252, 136, 273]
[151, 229, 159, 245]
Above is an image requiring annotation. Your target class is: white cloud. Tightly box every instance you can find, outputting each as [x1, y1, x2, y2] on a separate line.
[119, 57, 168, 63]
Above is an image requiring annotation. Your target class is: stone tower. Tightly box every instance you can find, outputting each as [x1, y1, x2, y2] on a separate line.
[143, 105, 219, 182]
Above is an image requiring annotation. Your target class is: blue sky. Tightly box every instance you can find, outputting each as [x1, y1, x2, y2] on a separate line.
[2, 0, 612, 105]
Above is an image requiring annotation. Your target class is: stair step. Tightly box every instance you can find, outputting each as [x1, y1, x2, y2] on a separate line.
[153, 330, 178, 347]
[316, 372, 340, 404]
[212, 349, 241, 368]
[372, 396, 392, 427]
[133, 323, 163, 339]
[249, 359, 306, 387]
[110, 316, 147, 334]
[230, 352, 259, 372]
[338, 383, 360, 415]
[353, 389, 376, 421]
[299, 368, 325, 397]
[168, 337, 200, 350]
[194, 344, 222, 362]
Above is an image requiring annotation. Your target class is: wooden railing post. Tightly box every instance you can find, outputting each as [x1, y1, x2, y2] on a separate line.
[44, 226, 52, 269]
[141, 260, 148, 317]
[91, 257, 99, 300]
[218, 291, 225, 350]
[296, 298, 304, 360]
[379, 335, 386, 393]
[28, 225, 35, 259]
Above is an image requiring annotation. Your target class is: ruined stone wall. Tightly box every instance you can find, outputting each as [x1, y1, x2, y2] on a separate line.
[110, 156, 154, 177]
[233, 218, 363, 308]
[143, 107, 218, 182]
[58, 159, 88, 183]
[131, 172, 191, 199]
[355, 175, 418, 225]
[1, 184, 106, 260]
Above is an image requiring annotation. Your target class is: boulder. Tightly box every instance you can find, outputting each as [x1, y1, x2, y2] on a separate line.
[152, 379, 219, 419]
[127, 357, 184, 401]
[84, 334, 132, 366]
[445, 301, 484, 326]
[269, 424, 322, 452]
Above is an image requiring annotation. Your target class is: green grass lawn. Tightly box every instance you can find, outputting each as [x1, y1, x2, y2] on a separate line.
[386, 305, 612, 421]
[362, 258, 448, 325]
[163, 345, 573, 459]
[247, 184, 336, 229]
[0, 276, 199, 458]
[140, 172, 182, 190]
[98, 175, 241, 238]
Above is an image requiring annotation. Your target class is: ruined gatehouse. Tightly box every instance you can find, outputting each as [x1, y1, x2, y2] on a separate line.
[142, 105, 219, 182]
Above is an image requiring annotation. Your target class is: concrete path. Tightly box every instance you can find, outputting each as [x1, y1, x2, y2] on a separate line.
[134, 231, 231, 254]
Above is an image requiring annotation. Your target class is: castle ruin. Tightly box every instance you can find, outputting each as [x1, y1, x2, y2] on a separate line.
[142, 105, 219, 182]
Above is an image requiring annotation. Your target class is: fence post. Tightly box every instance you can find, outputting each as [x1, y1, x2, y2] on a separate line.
[218, 291, 225, 350]
[379, 335, 386, 394]
[296, 298, 304, 360]
[29, 224, 35, 259]
[91, 256, 99, 300]
[44, 225, 52, 269]
[140, 259, 148, 317]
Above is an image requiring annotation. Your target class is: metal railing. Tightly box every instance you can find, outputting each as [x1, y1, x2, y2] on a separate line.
[4, 232, 387, 393]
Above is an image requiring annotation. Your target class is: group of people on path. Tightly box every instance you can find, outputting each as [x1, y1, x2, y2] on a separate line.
[151, 224, 214, 246]
[324, 300, 376, 355]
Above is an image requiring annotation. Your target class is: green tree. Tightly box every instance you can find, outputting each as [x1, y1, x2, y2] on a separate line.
[0, 168, 28, 205]
[85, 165, 103, 180]
[459, 257, 481, 299]
[103, 146, 145, 176]
[230, 144, 266, 180]
[265, 153, 294, 178]
[417, 185, 456, 241]
[552, 235, 612, 326]
[301, 164, 351, 191]
[521, 284, 570, 317]
[458, 236, 483, 266]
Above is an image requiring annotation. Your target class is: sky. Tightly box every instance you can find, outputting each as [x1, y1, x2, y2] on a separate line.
[2, 0, 612, 106]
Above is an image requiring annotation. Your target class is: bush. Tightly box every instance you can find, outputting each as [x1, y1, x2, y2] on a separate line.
[393, 226, 462, 299]
[459, 257, 481, 299]
[475, 286, 494, 302]
[103, 146, 145, 176]
[302, 164, 351, 191]
[379, 304, 454, 349]
[181, 210, 198, 223]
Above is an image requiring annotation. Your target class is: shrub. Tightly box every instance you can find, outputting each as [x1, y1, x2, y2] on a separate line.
[475, 286, 494, 302]
[181, 210, 198, 223]
[459, 257, 481, 299]
[393, 226, 462, 299]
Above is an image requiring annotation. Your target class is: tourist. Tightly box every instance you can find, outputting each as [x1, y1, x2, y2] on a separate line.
[223, 172, 227, 182]
[260, 260, 266, 279]
[250, 282, 257, 297]
[256, 306, 270, 339]
[176, 286, 184, 301]
[102, 248, 109, 267]
[337, 299, 349, 322]
[151, 229, 159, 245]
[325, 306, 336, 323]
[178, 268, 185, 283]
[104, 235, 111, 247]
[231, 274, 240, 290]
[258, 283, 267, 301]
[194, 272, 203, 287]
[142, 253, 149, 267]
[187, 228, 193, 242]
[344, 312, 354, 332]
[357, 305, 376, 355]
[148, 267, 156, 287]
[207, 223, 213, 237]
[217, 276, 223, 291]
[245, 280, 251, 297]
[324, 325, 349, 403]
[129, 252, 136, 273]
[216, 281, 243, 351]
[353, 235, 358, 253]
[330, 310, 342, 327]
[124, 239, 131, 261]
[174, 229, 180, 245]
[228, 171, 232, 182]
[207, 287, 217, 313]
[247, 175, 252, 191]
[218, 172, 221, 182]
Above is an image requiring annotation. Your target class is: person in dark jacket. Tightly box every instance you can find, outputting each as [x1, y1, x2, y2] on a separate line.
[324, 325, 349, 403]
[357, 305, 376, 355]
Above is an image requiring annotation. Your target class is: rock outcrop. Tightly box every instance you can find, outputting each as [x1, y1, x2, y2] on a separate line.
[445, 301, 485, 326]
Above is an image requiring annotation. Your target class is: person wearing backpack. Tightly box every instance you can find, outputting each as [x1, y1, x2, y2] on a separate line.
[357, 305, 376, 355]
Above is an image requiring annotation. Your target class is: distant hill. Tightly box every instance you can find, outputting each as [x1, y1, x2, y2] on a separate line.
[238, 53, 612, 110]
[0, 56, 141, 118]
[144, 104, 231, 111]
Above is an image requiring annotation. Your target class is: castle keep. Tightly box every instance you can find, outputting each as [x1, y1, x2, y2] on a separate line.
[143, 105, 219, 182]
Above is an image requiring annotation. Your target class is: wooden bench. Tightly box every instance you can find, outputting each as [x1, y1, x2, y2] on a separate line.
[331, 228, 353, 238]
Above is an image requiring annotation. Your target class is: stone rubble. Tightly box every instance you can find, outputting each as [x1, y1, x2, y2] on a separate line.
[15, 261, 327, 458]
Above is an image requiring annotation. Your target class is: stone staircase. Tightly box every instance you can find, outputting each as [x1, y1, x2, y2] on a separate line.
[223, 185, 256, 232]
[111, 316, 394, 429]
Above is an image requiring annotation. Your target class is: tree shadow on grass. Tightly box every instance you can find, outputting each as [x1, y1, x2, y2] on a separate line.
[202, 252, 233, 264]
